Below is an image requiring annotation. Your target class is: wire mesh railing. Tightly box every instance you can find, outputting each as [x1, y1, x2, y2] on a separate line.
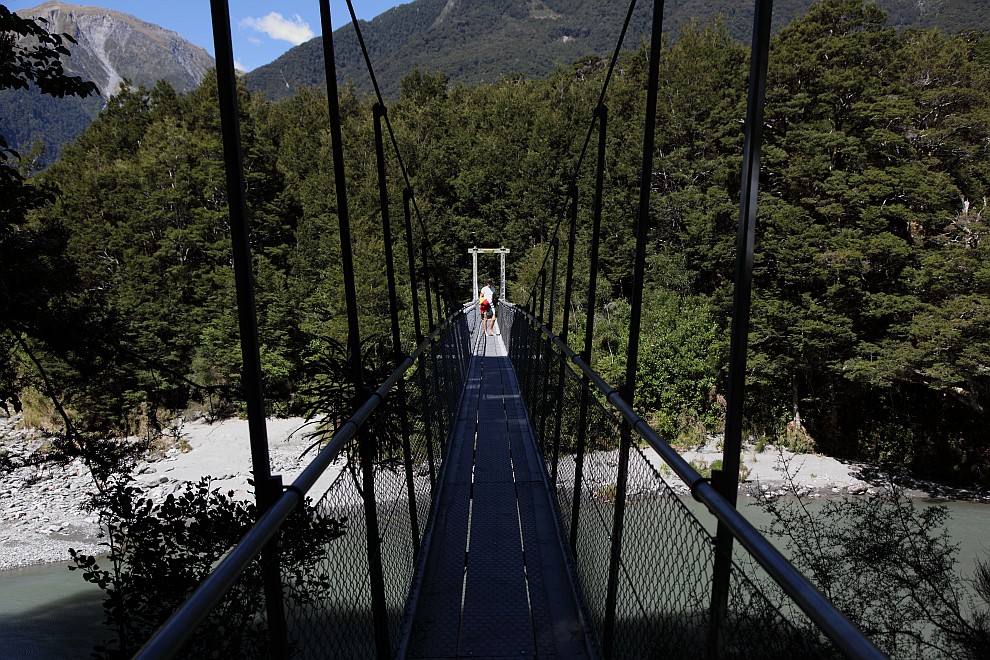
[135, 309, 471, 658]
[501, 300, 883, 659]
[132, 0, 889, 655]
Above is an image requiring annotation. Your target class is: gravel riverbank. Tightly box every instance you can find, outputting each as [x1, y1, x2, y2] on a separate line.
[2, 412, 986, 571]
[0, 414, 334, 570]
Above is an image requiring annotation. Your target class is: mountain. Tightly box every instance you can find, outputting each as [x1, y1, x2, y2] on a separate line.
[244, 0, 990, 101]
[4, 0, 986, 164]
[0, 1, 214, 166]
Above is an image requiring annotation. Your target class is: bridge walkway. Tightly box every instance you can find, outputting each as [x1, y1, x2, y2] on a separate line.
[403, 328, 590, 659]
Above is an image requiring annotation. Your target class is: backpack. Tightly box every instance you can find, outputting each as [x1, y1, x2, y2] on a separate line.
[480, 298, 491, 314]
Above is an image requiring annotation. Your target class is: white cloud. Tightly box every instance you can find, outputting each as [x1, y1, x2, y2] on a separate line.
[239, 13, 314, 45]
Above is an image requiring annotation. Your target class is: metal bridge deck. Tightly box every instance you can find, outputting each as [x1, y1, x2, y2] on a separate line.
[403, 330, 589, 659]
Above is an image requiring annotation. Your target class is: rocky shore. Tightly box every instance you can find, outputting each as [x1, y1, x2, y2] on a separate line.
[0, 414, 330, 571]
[0, 414, 102, 570]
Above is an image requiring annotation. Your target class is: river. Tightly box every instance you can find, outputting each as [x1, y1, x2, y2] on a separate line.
[1, 497, 987, 657]
[735, 495, 990, 578]
[0, 561, 106, 658]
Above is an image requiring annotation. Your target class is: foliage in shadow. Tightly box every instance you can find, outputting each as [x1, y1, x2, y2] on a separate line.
[69, 477, 346, 658]
[753, 459, 990, 659]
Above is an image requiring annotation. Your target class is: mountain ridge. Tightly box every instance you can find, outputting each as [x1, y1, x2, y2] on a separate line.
[3, 0, 987, 164]
[243, 0, 990, 100]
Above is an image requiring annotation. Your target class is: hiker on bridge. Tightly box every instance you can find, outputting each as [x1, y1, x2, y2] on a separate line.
[479, 279, 495, 336]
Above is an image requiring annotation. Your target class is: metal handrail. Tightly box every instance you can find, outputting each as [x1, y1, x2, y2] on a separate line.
[134, 310, 464, 659]
[504, 301, 886, 660]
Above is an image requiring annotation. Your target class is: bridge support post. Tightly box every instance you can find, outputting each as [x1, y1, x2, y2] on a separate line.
[472, 248, 479, 304]
[500, 250, 507, 301]
[709, 0, 773, 657]
[374, 104, 421, 559]
[550, 187, 579, 488]
[469, 247, 511, 305]
[538, 268, 547, 322]
[548, 237, 559, 334]
[422, 240, 448, 461]
[605, 0, 664, 653]
[707, 468, 733, 658]
[532, 269, 548, 419]
[404, 190, 437, 486]
[319, 1, 391, 655]
[209, 2, 288, 656]
[423, 238, 435, 333]
[537, 238, 559, 457]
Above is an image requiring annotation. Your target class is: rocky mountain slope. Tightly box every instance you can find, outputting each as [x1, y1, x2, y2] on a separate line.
[22, 1, 213, 98]
[0, 1, 214, 165]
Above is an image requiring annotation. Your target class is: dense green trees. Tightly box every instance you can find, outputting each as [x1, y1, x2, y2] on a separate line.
[753, 0, 990, 477]
[1, 6, 99, 424]
[3, 0, 988, 483]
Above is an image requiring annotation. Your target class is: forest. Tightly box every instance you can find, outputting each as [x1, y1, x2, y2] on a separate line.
[3, 0, 989, 485]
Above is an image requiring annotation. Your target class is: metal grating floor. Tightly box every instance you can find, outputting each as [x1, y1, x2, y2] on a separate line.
[403, 329, 590, 659]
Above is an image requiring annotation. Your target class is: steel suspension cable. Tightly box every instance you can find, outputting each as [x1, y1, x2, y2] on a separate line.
[568, 0, 639, 182]
[341, 0, 454, 306]
[524, 0, 640, 307]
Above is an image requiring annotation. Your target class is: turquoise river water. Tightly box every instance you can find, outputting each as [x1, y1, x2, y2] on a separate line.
[0, 497, 987, 657]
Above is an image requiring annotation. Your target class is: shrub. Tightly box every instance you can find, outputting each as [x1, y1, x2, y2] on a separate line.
[754, 464, 990, 658]
[70, 478, 345, 658]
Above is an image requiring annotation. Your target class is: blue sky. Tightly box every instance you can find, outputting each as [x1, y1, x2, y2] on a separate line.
[9, 0, 410, 71]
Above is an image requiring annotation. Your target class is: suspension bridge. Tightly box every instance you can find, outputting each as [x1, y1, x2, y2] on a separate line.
[131, 0, 886, 658]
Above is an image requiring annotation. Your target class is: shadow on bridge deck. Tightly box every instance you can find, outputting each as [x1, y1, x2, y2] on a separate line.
[402, 329, 591, 659]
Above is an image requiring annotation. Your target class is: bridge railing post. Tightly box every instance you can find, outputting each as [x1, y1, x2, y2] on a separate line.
[570, 104, 608, 554]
